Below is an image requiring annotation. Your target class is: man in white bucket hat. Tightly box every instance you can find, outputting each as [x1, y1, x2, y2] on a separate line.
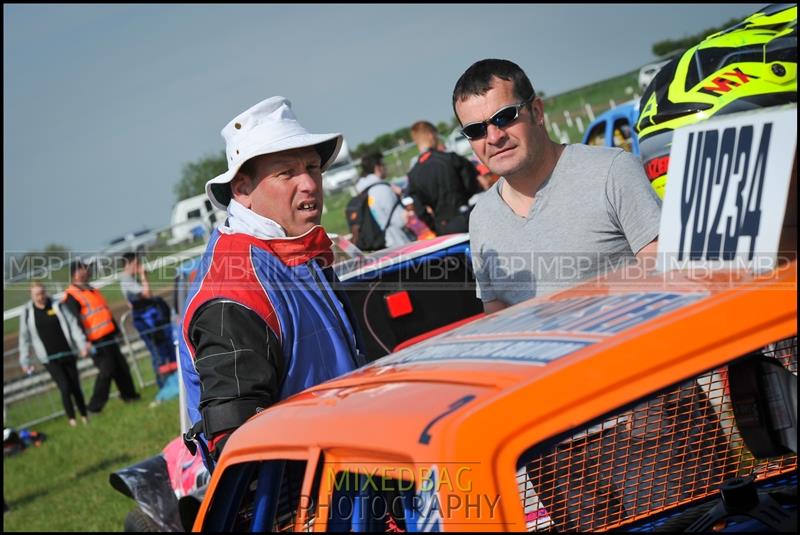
[179, 96, 365, 466]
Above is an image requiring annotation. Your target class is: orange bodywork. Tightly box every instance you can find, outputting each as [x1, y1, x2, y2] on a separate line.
[194, 261, 797, 531]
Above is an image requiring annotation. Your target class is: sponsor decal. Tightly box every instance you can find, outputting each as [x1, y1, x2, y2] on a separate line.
[698, 67, 758, 97]
[382, 292, 707, 366]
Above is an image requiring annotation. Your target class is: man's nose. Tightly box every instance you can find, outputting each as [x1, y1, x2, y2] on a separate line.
[297, 171, 320, 192]
[486, 123, 507, 145]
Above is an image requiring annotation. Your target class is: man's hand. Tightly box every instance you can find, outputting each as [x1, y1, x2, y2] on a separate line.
[22, 365, 35, 375]
[483, 300, 509, 315]
[635, 239, 659, 270]
[211, 432, 232, 462]
[79, 347, 89, 358]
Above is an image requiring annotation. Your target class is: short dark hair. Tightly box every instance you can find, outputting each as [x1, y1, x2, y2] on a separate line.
[227, 154, 267, 203]
[452, 59, 536, 123]
[70, 259, 87, 276]
[237, 155, 261, 180]
[122, 252, 138, 266]
[359, 152, 383, 178]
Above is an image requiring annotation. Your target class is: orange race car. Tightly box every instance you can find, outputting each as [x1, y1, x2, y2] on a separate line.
[188, 256, 797, 532]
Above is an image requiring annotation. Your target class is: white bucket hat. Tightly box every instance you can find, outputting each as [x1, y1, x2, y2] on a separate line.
[205, 96, 343, 210]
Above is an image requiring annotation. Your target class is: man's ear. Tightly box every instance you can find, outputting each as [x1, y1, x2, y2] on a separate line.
[230, 173, 252, 208]
[531, 97, 545, 126]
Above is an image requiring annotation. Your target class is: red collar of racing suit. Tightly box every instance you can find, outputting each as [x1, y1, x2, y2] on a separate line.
[224, 225, 334, 268]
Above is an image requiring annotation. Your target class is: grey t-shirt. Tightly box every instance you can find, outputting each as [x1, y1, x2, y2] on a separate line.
[469, 144, 661, 305]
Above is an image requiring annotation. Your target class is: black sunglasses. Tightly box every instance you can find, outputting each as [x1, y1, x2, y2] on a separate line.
[460, 96, 534, 140]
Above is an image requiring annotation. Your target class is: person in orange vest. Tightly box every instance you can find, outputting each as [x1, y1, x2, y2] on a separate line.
[63, 259, 140, 413]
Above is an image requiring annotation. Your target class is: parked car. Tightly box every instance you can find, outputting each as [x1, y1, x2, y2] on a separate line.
[322, 160, 359, 194]
[171, 232, 481, 361]
[190, 257, 797, 532]
[170, 194, 226, 245]
[581, 99, 640, 156]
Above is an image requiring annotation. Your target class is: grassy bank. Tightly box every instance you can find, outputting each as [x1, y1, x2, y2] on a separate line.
[3, 381, 181, 531]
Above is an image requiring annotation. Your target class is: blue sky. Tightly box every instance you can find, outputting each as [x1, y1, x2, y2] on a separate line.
[3, 3, 765, 253]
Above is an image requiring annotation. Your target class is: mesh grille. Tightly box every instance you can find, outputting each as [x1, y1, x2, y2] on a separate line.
[517, 337, 797, 532]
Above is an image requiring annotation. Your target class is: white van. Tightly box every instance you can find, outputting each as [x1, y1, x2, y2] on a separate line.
[446, 128, 474, 158]
[105, 228, 159, 255]
[322, 138, 359, 194]
[169, 193, 226, 245]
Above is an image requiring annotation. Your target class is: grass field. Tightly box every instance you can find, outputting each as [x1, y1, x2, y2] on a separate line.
[541, 69, 639, 144]
[383, 144, 420, 179]
[321, 189, 355, 237]
[5, 348, 157, 428]
[3, 380, 182, 531]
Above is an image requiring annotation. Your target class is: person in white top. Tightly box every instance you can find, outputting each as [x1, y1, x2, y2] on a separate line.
[354, 152, 412, 249]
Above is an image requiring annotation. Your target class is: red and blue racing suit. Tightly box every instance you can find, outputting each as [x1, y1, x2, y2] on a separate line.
[179, 226, 364, 463]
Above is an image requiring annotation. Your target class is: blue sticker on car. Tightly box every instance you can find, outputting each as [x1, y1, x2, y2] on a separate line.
[380, 292, 708, 366]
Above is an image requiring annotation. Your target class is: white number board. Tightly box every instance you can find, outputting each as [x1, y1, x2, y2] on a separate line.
[657, 105, 796, 273]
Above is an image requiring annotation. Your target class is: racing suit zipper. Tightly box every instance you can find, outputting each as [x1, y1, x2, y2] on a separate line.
[306, 260, 360, 367]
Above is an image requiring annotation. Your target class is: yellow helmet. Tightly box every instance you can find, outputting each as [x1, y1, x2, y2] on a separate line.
[635, 3, 797, 199]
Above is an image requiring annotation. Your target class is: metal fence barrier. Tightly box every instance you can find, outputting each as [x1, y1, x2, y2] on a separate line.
[3, 314, 176, 429]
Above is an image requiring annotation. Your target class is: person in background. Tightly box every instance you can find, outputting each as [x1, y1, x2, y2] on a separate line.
[19, 282, 90, 427]
[468, 157, 501, 207]
[352, 152, 412, 250]
[63, 260, 140, 413]
[406, 120, 481, 234]
[400, 195, 437, 241]
[119, 252, 176, 389]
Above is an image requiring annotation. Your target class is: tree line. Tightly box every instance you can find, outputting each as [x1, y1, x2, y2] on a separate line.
[650, 17, 740, 58]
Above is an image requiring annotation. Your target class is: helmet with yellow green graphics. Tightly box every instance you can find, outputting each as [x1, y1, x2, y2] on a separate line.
[635, 3, 797, 199]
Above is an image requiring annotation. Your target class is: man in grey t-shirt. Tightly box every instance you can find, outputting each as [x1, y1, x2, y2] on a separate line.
[452, 59, 661, 311]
